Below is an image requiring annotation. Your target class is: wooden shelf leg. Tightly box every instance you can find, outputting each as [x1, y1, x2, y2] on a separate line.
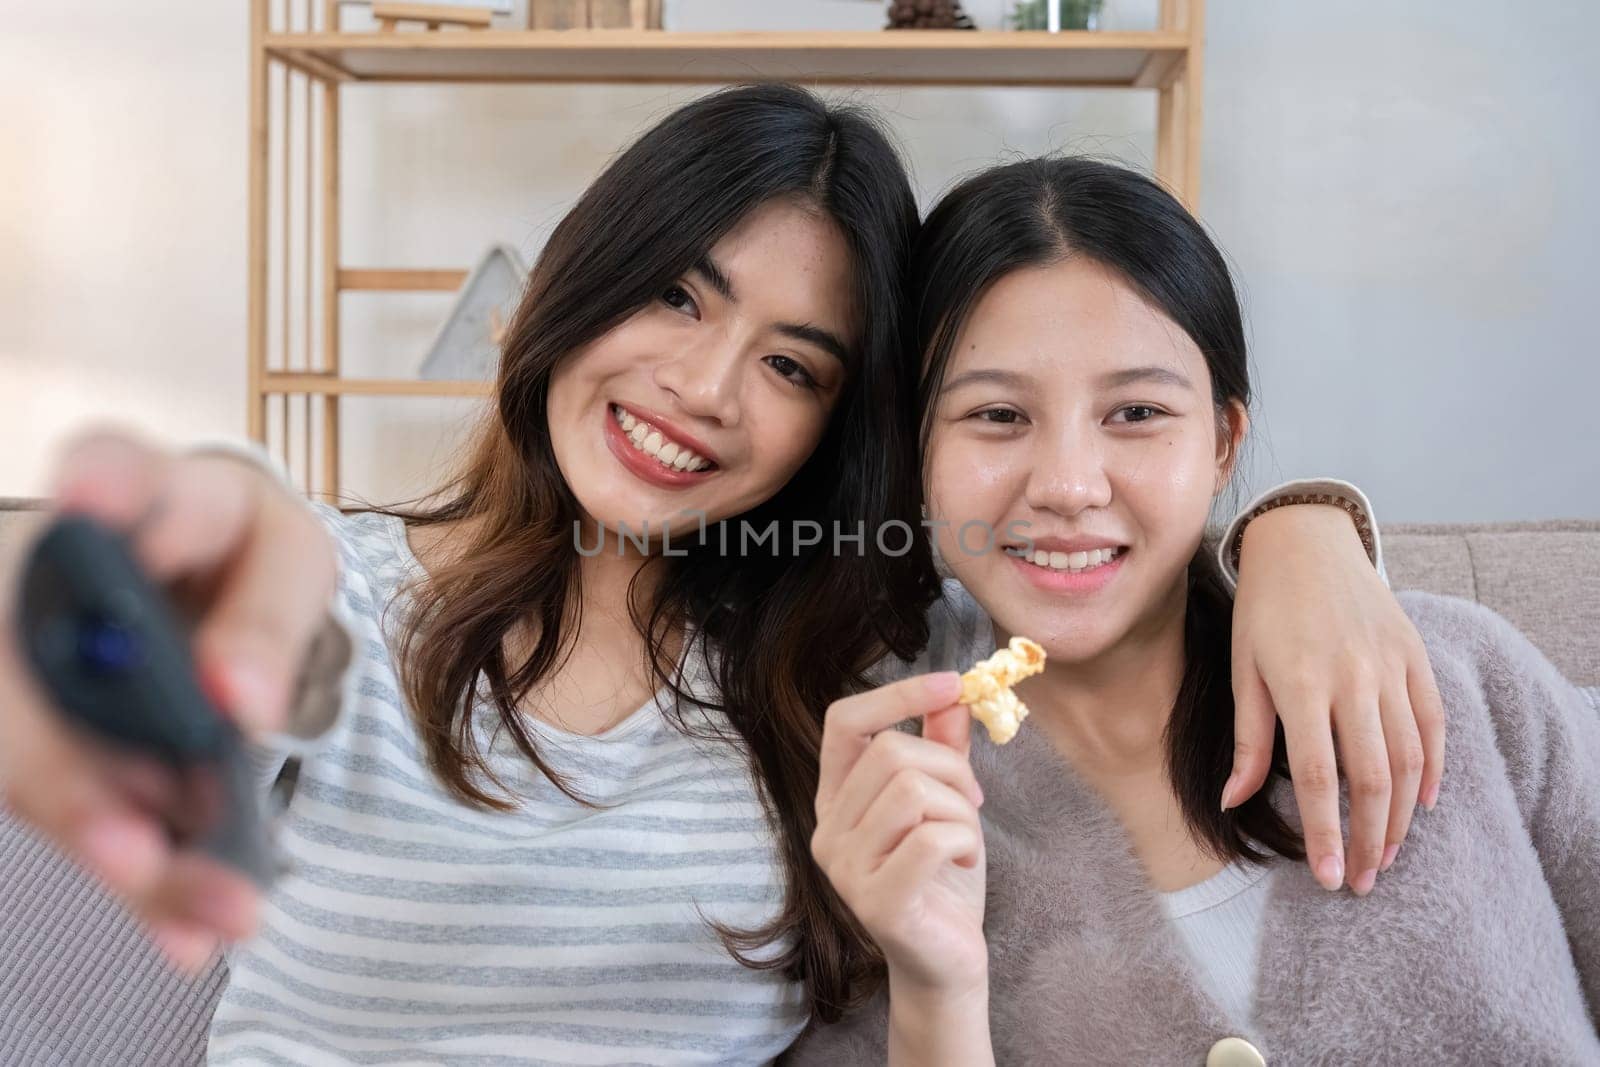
[1184, 0, 1205, 208]
[248, 0, 269, 444]
[1155, 67, 1187, 204]
[1154, 0, 1204, 209]
[321, 0, 343, 499]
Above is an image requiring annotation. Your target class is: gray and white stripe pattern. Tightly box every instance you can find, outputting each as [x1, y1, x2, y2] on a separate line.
[207, 508, 806, 1065]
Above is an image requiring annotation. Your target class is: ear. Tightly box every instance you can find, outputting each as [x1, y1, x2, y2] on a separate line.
[1213, 400, 1249, 491]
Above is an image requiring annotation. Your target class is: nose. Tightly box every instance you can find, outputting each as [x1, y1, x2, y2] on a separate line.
[654, 332, 742, 428]
[1023, 418, 1113, 518]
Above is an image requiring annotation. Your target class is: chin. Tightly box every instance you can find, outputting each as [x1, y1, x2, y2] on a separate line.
[1040, 632, 1121, 666]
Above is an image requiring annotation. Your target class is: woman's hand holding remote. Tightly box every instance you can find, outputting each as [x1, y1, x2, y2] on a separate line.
[0, 426, 336, 972]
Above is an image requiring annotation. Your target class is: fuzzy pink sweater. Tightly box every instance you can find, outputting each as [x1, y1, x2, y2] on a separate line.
[784, 593, 1600, 1064]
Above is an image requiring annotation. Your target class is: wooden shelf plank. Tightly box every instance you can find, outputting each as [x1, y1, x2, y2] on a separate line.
[338, 268, 469, 292]
[264, 30, 1189, 87]
[266, 374, 492, 397]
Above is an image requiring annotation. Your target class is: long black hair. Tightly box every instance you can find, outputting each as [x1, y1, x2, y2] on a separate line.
[912, 157, 1304, 866]
[366, 84, 940, 1019]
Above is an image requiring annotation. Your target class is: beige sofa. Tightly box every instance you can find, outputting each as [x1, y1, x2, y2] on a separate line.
[1, 498, 1596, 1064]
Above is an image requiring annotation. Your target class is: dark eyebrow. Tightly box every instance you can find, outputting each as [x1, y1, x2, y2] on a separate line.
[1098, 366, 1194, 390]
[939, 368, 1037, 395]
[692, 255, 735, 303]
[694, 253, 850, 365]
[778, 323, 851, 366]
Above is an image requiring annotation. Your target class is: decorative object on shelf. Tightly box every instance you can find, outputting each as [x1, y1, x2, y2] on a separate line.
[886, 0, 977, 29]
[1008, 0, 1103, 31]
[370, 1, 498, 30]
[530, 0, 662, 29]
[419, 245, 528, 383]
[663, 0, 884, 31]
[608, 0, 663, 28]
[530, 0, 584, 29]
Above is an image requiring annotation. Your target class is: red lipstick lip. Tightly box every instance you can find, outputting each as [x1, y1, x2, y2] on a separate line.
[604, 413, 715, 489]
[610, 403, 721, 468]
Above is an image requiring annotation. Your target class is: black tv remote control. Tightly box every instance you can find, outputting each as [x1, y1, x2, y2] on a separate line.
[15, 514, 277, 888]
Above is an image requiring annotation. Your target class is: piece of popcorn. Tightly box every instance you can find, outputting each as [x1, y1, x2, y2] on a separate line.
[957, 636, 1047, 744]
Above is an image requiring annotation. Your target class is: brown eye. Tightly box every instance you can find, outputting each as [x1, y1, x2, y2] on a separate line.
[764, 355, 818, 390]
[1114, 405, 1163, 424]
[976, 408, 1022, 424]
[661, 285, 697, 314]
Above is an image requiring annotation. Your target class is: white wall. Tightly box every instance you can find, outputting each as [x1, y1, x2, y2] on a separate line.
[2, 0, 1594, 520]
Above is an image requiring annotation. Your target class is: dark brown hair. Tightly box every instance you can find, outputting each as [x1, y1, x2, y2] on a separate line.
[348, 84, 939, 1021]
[911, 157, 1305, 866]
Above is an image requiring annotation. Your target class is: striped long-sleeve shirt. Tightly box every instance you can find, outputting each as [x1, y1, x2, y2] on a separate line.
[205, 506, 807, 1065]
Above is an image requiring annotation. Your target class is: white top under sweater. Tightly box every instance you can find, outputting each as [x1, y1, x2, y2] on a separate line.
[1159, 860, 1277, 1028]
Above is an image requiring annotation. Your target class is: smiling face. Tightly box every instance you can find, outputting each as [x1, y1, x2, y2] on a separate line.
[546, 196, 856, 543]
[924, 255, 1247, 664]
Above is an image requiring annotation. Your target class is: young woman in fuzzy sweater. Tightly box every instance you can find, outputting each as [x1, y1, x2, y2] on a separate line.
[791, 158, 1600, 1065]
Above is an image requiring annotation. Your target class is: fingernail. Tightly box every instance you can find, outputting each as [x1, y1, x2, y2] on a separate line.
[974, 783, 985, 807]
[1351, 868, 1378, 896]
[220, 660, 283, 733]
[925, 672, 961, 703]
[1315, 853, 1344, 891]
[197, 659, 234, 715]
[151, 921, 217, 975]
[1219, 773, 1239, 812]
[191, 890, 252, 941]
[1381, 843, 1400, 871]
[80, 817, 145, 882]
[1422, 782, 1440, 811]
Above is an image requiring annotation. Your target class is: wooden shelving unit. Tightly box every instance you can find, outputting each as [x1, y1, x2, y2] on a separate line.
[249, 0, 1206, 498]
[265, 28, 1193, 86]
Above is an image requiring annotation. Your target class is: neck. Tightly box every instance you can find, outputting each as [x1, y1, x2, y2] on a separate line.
[994, 578, 1188, 781]
[577, 521, 662, 622]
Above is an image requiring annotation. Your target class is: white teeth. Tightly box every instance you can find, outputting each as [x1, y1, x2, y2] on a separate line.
[611, 405, 712, 473]
[1007, 545, 1122, 573]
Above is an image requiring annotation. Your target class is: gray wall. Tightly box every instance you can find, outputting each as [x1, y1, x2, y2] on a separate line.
[1202, 2, 1599, 521]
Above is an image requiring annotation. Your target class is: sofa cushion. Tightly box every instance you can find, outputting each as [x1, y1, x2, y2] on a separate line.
[0, 499, 228, 1063]
[1383, 532, 1477, 600]
[1385, 521, 1600, 687]
[0, 817, 227, 1064]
